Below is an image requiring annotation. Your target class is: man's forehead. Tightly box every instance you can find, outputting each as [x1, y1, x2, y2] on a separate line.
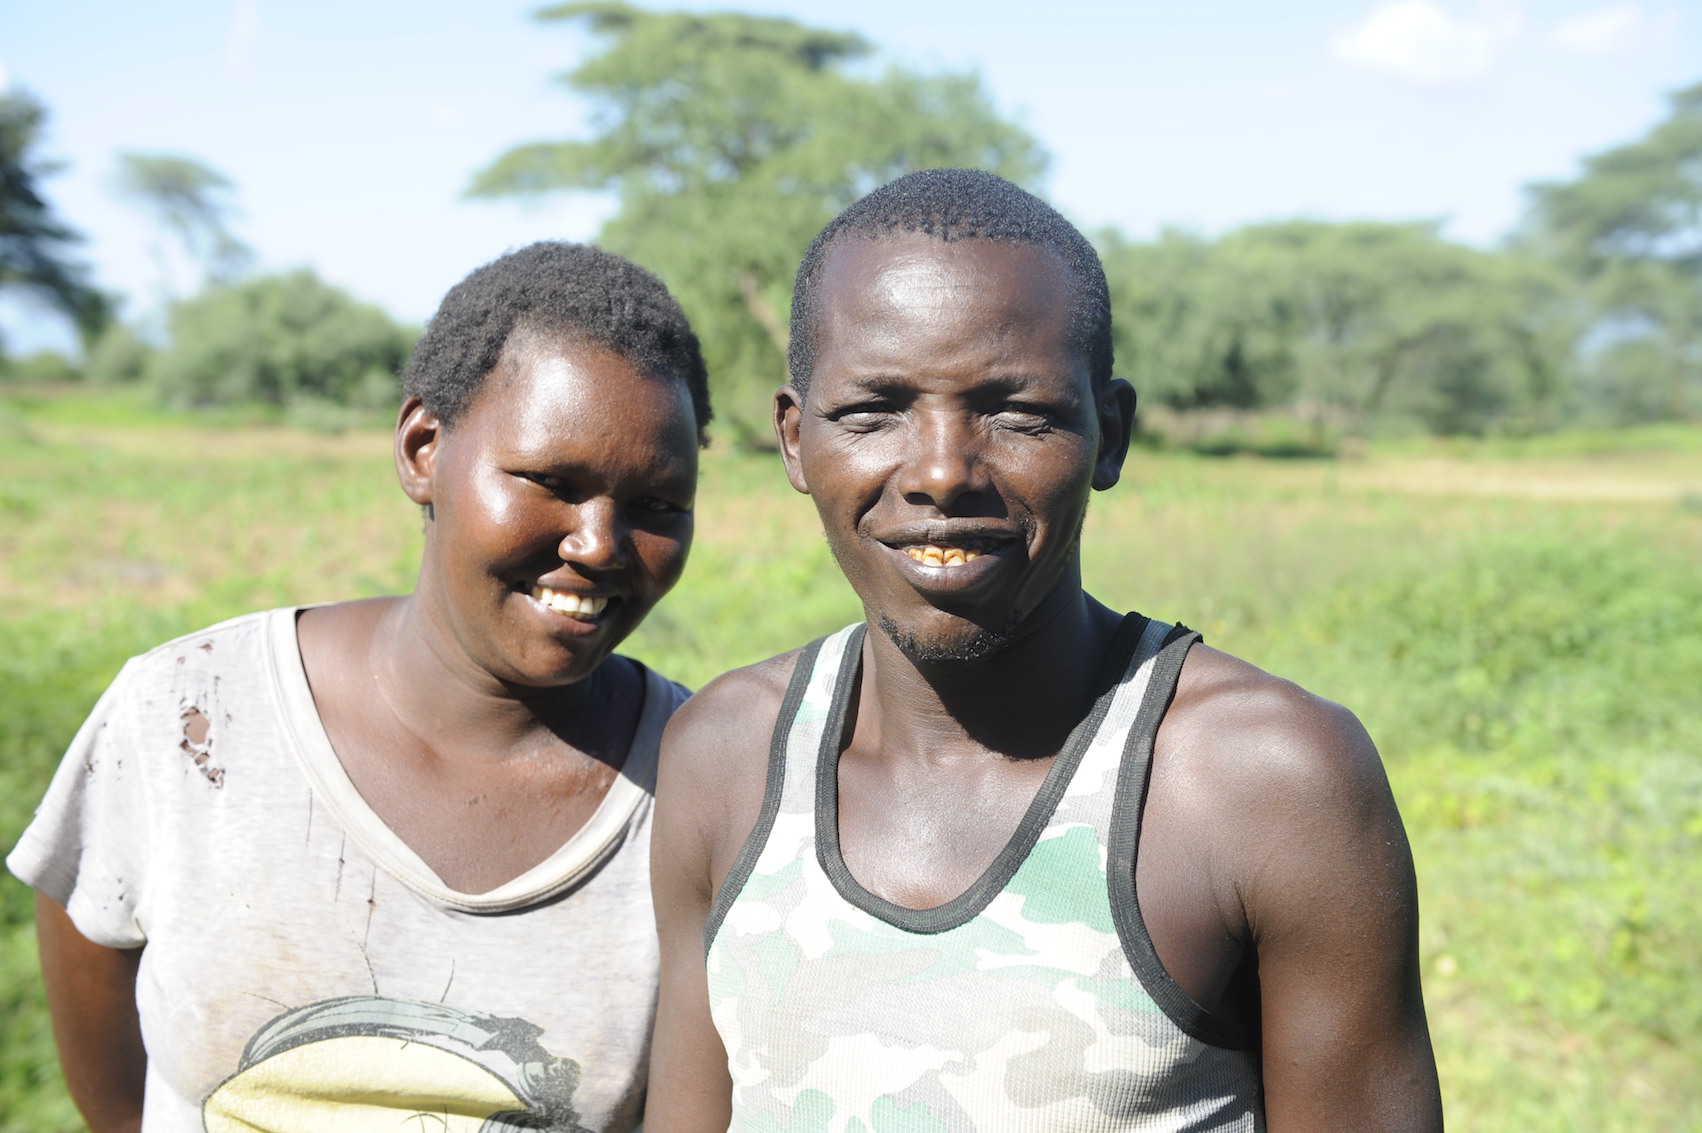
[819, 231, 1068, 290]
[814, 233, 1074, 337]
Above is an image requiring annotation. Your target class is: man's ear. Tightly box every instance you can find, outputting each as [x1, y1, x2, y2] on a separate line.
[774, 384, 810, 495]
[395, 396, 443, 507]
[1092, 378, 1137, 491]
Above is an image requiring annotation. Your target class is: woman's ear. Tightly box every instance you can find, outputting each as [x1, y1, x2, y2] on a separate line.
[395, 397, 443, 507]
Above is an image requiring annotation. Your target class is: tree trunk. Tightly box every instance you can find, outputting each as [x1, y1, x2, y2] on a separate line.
[739, 268, 789, 358]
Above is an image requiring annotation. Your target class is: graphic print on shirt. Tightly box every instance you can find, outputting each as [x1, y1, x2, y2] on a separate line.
[201, 996, 593, 1133]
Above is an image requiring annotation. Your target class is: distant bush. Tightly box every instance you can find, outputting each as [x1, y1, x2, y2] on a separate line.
[146, 270, 415, 410]
[0, 349, 79, 385]
[82, 323, 152, 386]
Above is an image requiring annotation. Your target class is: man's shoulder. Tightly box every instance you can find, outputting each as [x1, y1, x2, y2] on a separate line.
[667, 647, 809, 746]
[1165, 642, 1389, 824]
[1152, 641, 1415, 958]
[654, 645, 818, 879]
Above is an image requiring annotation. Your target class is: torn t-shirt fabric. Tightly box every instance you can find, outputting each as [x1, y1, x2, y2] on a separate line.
[7, 608, 686, 1133]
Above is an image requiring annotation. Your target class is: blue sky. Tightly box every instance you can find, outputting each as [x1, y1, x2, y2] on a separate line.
[2, 0, 1697, 351]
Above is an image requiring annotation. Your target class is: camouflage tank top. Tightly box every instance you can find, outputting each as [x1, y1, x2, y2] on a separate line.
[704, 614, 1264, 1132]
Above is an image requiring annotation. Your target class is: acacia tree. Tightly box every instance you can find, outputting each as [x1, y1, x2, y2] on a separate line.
[471, 2, 1045, 444]
[0, 90, 106, 349]
[116, 152, 252, 301]
[1523, 80, 1702, 420]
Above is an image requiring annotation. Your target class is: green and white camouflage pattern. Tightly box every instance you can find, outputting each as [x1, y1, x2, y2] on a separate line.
[706, 620, 1263, 1132]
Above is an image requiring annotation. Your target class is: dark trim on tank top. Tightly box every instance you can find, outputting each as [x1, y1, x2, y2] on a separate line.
[815, 613, 1151, 935]
[1108, 623, 1259, 1051]
[701, 634, 830, 956]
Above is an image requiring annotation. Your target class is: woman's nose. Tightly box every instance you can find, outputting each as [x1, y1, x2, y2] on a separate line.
[557, 499, 629, 570]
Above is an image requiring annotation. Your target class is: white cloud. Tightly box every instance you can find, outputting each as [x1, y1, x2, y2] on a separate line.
[0, 62, 10, 92]
[1546, 4, 1675, 54]
[225, 0, 260, 76]
[1331, 1, 1524, 86]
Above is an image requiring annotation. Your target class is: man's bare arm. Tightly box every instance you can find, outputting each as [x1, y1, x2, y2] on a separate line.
[1189, 663, 1443, 1132]
[35, 893, 147, 1133]
[646, 656, 796, 1132]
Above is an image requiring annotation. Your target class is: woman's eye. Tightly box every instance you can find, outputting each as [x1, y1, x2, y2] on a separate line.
[526, 473, 567, 491]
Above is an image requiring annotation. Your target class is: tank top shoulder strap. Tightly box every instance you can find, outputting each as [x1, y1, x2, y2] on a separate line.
[703, 623, 865, 954]
[1104, 621, 1254, 1049]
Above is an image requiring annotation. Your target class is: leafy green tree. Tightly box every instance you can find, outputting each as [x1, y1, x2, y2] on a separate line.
[0, 90, 107, 348]
[1102, 222, 1573, 437]
[1523, 80, 1702, 420]
[146, 270, 414, 410]
[1230, 222, 1570, 434]
[1099, 227, 1297, 416]
[116, 152, 252, 298]
[471, 2, 1045, 444]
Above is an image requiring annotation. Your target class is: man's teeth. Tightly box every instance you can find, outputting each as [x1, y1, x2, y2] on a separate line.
[903, 544, 982, 567]
[531, 586, 608, 617]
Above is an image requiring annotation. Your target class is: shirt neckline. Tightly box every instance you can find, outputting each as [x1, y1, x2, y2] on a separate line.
[263, 606, 669, 913]
[812, 613, 1149, 934]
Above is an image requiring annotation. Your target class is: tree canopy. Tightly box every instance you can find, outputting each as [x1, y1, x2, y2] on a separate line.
[0, 90, 107, 347]
[116, 152, 252, 298]
[1102, 221, 1572, 438]
[471, 2, 1045, 443]
[1523, 81, 1702, 421]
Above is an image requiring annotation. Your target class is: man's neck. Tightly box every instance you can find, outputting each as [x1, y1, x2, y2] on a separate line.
[856, 585, 1127, 765]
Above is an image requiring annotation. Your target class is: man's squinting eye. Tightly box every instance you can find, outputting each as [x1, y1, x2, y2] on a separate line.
[828, 401, 897, 430]
[992, 403, 1054, 431]
[631, 495, 690, 515]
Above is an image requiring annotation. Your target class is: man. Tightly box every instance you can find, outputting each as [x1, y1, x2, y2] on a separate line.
[647, 169, 1442, 1132]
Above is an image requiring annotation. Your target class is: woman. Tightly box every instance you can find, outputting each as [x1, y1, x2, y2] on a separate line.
[8, 242, 711, 1133]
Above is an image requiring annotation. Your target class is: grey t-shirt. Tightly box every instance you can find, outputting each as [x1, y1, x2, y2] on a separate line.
[8, 608, 687, 1133]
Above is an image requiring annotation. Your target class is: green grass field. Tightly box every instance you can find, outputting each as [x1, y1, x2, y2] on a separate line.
[2, 392, 1699, 1131]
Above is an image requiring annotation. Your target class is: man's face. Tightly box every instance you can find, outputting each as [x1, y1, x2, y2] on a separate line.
[777, 233, 1130, 664]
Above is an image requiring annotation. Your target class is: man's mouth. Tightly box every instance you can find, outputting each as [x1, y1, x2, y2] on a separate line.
[901, 543, 986, 568]
[530, 584, 609, 618]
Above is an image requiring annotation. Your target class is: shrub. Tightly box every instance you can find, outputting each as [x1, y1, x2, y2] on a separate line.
[145, 270, 415, 410]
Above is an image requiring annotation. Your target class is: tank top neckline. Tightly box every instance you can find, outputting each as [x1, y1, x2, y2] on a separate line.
[812, 612, 1153, 935]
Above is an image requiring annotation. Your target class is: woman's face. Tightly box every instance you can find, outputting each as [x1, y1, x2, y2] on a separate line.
[398, 333, 699, 689]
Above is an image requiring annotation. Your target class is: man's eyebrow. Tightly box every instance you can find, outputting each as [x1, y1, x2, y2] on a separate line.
[967, 373, 1049, 397]
[820, 372, 911, 399]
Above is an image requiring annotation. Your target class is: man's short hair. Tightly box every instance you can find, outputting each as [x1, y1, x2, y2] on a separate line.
[787, 168, 1112, 398]
[403, 241, 712, 444]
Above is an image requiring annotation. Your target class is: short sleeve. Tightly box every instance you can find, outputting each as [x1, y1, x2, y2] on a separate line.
[6, 659, 153, 948]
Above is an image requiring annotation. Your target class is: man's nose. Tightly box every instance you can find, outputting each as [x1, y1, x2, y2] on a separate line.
[897, 412, 990, 510]
[557, 499, 629, 571]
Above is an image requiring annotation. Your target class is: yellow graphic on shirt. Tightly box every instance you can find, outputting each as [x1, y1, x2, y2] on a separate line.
[200, 996, 590, 1133]
[203, 1036, 523, 1132]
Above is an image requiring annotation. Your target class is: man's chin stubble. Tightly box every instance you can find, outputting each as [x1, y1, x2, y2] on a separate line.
[875, 612, 1016, 666]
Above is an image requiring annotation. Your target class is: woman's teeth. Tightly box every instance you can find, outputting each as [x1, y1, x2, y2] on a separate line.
[531, 585, 608, 617]
[903, 544, 982, 567]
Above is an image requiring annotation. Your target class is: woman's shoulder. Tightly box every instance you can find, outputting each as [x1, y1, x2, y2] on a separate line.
[116, 606, 296, 686]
